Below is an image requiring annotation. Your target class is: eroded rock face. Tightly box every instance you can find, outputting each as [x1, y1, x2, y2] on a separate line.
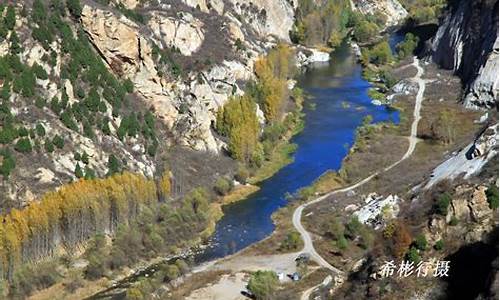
[425, 184, 495, 245]
[227, 0, 296, 41]
[425, 123, 499, 188]
[81, 5, 179, 128]
[351, 0, 408, 27]
[431, 0, 499, 108]
[148, 12, 205, 56]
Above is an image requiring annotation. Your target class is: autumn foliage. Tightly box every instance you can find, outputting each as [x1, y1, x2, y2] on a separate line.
[254, 43, 295, 123]
[391, 221, 413, 259]
[0, 172, 157, 277]
[216, 94, 261, 165]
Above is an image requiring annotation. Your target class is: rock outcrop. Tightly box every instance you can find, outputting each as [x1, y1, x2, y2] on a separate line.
[425, 123, 499, 188]
[431, 0, 499, 108]
[425, 185, 495, 245]
[351, 0, 408, 27]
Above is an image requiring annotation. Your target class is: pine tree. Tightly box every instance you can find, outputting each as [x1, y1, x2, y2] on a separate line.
[4, 5, 16, 31]
[74, 163, 83, 178]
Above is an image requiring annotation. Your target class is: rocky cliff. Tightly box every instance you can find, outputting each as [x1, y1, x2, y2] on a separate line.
[431, 0, 499, 108]
[351, 0, 408, 27]
[0, 0, 308, 208]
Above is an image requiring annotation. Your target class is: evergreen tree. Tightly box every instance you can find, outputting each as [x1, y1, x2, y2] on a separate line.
[53, 135, 64, 149]
[44, 138, 54, 153]
[4, 5, 16, 31]
[107, 154, 121, 175]
[66, 0, 82, 18]
[9, 31, 21, 54]
[74, 163, 83, 178]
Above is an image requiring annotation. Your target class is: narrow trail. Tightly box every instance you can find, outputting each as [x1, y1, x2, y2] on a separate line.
[294, 57, 426, 298]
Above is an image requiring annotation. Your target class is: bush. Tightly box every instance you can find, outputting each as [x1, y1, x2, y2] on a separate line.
[53, 135, 64, 149]
[163, 264, 180, 281]
[354, 20, 379, 42]
[15, 138, 32, 153]
[448, 216, 459, 226]
[0, 150, 16, 179]
[66, 0, 82, 18]
[248, 270, 279, 300]
[214, 177, 232, 196]
[74, 163, 83, 178]
[434, 239, 444, 251]
[414, 234, 427, 251]
[345, 216, 362, 238]
[406, 246, 421, 263]
[235, 164, 249, 184]
[396, 33, 419, 59]
[280, 231, 301, 251]
[435, 192, 451, 216]
[4, 5, 16, 30]
[44, 139, 54, 153]
[336, 235, 348, 251]
[35, 123, 46, 137]
[486, 184, 499, 209]
[84, 255, 106, 280]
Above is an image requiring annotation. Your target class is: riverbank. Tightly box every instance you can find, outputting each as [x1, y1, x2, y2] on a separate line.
[181, 53, 485, 299]
[28, 48, 316, 300]
[166, 39, 403, 298]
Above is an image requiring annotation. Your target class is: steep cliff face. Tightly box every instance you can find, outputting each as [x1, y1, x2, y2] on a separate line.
[431, 0, 499, 108]
[0, 0, 301, 208]
[351, 0, 408, 27]
[80, 0, 297, 154]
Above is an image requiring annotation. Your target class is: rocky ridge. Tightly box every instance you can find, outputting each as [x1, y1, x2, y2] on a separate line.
[351, 0, 408, 27]
[431, 0, 499, 108]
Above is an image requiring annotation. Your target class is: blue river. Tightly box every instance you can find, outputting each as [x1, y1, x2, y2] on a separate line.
[195, 41, 399, 263]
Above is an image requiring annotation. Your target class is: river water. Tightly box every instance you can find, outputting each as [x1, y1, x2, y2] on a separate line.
[195, 40, 399, 263]
[90, 40, 399, 299]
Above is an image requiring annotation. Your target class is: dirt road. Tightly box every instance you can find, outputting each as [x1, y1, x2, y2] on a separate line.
[293, 57, 426, 298]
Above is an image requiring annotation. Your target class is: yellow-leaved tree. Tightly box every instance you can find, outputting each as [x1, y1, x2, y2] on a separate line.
[216, 94, 262, 166]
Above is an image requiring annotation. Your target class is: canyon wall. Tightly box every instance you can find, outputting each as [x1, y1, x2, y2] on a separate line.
[431, 0, 499, 108]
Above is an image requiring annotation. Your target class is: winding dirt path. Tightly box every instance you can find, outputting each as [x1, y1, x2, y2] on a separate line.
[294, 57, 426, 298]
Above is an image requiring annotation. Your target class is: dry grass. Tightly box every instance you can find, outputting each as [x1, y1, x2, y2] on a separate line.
[167, 270, 230, 300]
[219, 185, 260, 205]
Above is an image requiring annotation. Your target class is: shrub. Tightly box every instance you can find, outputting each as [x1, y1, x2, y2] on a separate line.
[235, 164, 250, 184]
[248, 270, 279, 300]
[44, 139, 54, 153]
[15, 138, 32, 153]
[123, 78, 134, 93]
[0, 150, 16, 179]
[81, 151, 89, 164]
[435, 192, 451, 216]
[354, 20, 379, 42]
[396, 33, 419, 59]
[107, 154, 121, 175]
[163, 264, 180, 281]
[32, 63, 48, 80]
[328, 218, 345, 240]
[392, 221, 412, 258]
[4, 5, 16, 30]
[214, 177, 232, 196]
[53, 135, 64, 149]
[280, 231, 301, 251]
[406, 246, 421, 263]
[35, 123, 46, 137]
[74, 163, 83, 178]
[486, 184, 499, 209]
[84, 255, 105, 280]
[434, 239, 444, 251]
[345, 216, 362, 238]
[66, 0, 82, 18]
[336, 235, 348, 251]
[448, 216, 459, 226]
[414, 234, 427, 251]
